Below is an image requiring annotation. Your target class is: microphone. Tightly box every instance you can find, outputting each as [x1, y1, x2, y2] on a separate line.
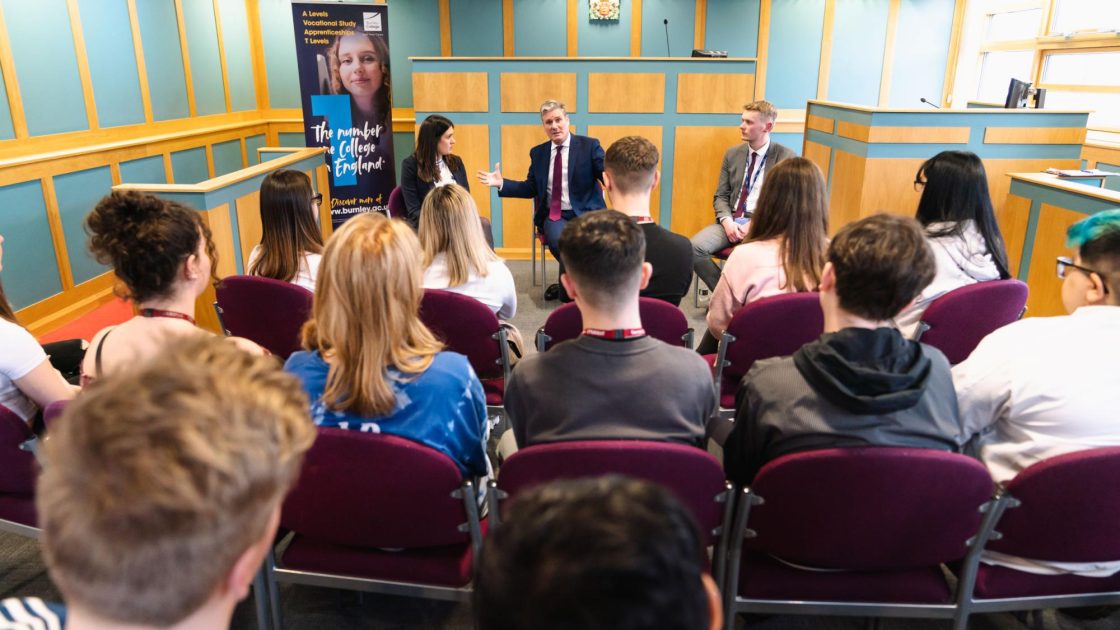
[663, 19, 670, 57]
[920, 97, 940, 109]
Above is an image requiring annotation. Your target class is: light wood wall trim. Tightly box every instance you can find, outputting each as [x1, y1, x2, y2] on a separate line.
[114, 147, 324, 194]
[210, 0, 234, 113]
[173, 0, 198, 117]
[414, 72, 489, 112]
[204, 144, 216, 179]
[1010, 172, 1120, 204]
[984, 127, 1087, 145]
[244, 0, 268, 109]
[806, 114, 834, 134]
[1082, 144, 1120, 168]
[630, 0, 642, 57]
[816, 0, 836, 100]
[567, 0, 578, 56]
[500, 73, 577, 113]
[941, 0, 967, 107]
[503, 0, 514, 56]
[868, 126, 971, 143]
[588, 73, 665, 113]
[694, 0, 707, 50]
[127, 0, 155, 123]
[878, 0, 901, 107]
[65, 0, 99, 130]
[439, 0, 452, 56]
[755, 0, 770, 99]
[40, 177, 74, 291]
[0, 4, 28, 138]
[162, 152, 175, 184]
[677, 74, 756, 114]
[17, 272, 116, 336]
[109, 162, 122, 185]
[837, 121, 869, 142]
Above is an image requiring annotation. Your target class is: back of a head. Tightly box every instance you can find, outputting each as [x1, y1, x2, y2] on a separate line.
[604, 136, 659, 196]
[559, 210, 646, 308]
[419, 183, 495, 285]
[254, 170, 324, 282]
[38, 335, 315, 627]
[828, 214, 937, 321]
[85, 191, 215, 303]
[747, 157, 829, 291]
[474, 476, 711, 630]
[1068, 209, 1120, 303]
[304, 212, 441, 416]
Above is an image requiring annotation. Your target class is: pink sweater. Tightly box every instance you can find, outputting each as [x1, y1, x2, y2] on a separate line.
[706, 239, 793, 336]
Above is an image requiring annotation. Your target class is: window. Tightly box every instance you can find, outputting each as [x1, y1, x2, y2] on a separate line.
[977, 50, 1035, 103]
[1050, 0, 1120, 35]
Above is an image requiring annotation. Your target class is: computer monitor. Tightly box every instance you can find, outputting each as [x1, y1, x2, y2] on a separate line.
[1004, 78, 1031, 109]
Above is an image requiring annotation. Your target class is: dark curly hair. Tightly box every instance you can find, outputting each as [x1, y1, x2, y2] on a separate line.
[85, 191, 217, 304]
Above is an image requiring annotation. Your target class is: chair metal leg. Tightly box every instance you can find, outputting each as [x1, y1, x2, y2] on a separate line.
[252, 568, 272, 630]
[265, 552, 284, 630]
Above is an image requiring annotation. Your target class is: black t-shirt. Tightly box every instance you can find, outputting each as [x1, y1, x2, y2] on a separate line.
[639, 222, 693, 306]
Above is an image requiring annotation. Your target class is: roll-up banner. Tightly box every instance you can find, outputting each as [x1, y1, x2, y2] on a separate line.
[291, 2, 395, 229]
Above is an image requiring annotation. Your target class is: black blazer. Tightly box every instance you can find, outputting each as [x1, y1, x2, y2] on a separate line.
[400, 155, 470, 228]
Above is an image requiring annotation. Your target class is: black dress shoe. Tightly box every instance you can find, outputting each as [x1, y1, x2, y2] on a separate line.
[544, 283, 561, 301]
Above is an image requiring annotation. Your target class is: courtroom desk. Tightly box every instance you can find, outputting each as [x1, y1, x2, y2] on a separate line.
[409, 56, 764, 256]
[802, 100, 1090, 233]
[114, 147, 330, 333]
[1004, 172, 1120, 317]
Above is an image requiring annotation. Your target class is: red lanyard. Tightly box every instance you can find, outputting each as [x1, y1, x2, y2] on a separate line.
[632, 216, 654, 224]
[582, 327, 646, 340]
[139, 308, 196, 326]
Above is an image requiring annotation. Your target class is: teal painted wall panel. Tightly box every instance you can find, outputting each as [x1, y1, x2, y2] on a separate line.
[258, 0, 300, 109]
[212, 139, 244, 176]
[1099, 162, 1120, 193]
[2, 0, 89, 136]
[827, 0, 889, 106]
[181, 0, 227, 116]
[514, 0, 566, 56]
[766, 0, 825, 110]
[245, 134, 267, 165]
[0, 181, 62, 308]
[119, 156, 167, 184]
[76, 0, 145, 128]
[135, 0, 190, 121]
[170, 148, 209, 184]
[0, 60, 15, 140]
[451, 0, 504, 57]
[394, 131, 415, 183]
[706, 0, 760, 57]
[889, 0, 954, 108]
[217, 0, 258, 111]
[641, 0, 695, 58]
[771, 133, 804, 156]
[388, 0, 441, 107]
[279, 132, 306, 148]
[579, 9, 630, 57]
[53, 167, 113, 285]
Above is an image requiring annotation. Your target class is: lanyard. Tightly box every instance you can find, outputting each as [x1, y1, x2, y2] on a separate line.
[632, 216, 654, 224]
[583, 327, 647, 340]
[139, 308, 196, 325]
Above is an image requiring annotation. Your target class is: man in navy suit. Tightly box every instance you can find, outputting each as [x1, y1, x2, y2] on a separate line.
[478, 99, 606, 300]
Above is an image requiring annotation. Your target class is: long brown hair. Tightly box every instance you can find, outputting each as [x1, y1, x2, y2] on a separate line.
[327, 32, 392, 115]
[420, 184, 497, 286]
[0, 281, 16, 324]
[249, 170, 324, 283]
[415, 115, 464, 182]
[301, 213, 442, 417]
[745, 157, 829, 292]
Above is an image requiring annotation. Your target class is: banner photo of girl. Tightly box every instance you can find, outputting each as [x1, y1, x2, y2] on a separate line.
[291, 3, 395, 229]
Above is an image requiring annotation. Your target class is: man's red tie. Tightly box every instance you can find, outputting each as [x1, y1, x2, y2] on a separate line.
[549, 145, 564, 221]
[734, 151, 758, 219]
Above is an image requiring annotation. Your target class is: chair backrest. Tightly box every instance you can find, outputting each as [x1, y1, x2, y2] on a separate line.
[497, 440, 729, 546]
[214, 275, 313, 359]
[281, 428, 471, 549]
[387, 186, 404, 219]
[42, 400, 68, 430]
[984, 447, 1120, 562]
[419, 289, 503, 378]
[746, 447, 993, 570]
[0, 406, 36, 496]
[917, 279, 1028, 364]
[721, 292, 823, 388]
[538, 298, 692, 351]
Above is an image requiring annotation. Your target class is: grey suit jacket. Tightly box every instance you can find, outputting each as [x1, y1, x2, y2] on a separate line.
[712, 141, 796, 222]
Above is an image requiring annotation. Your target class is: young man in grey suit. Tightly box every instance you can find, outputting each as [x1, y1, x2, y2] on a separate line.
[691, 100, 796, 292]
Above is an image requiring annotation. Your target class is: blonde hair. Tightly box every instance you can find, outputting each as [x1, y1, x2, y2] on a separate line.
[420, 184, 499, 287]
[39, 335, 315, 627]
[303, 213, 442, 417]
[743, 100, 778, 123]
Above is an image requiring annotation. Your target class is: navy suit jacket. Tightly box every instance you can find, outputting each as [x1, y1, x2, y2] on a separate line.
[499, 134, 606, 228]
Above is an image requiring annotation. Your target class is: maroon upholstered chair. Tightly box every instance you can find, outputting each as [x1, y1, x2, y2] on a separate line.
[915, 279, 1028, 364]
[693, 246, 735, 308]
[387, 185, 404, 219]
[42, 400, 68, 430]
[491, 440, 734, 591]
[214, 275, 313, 359]
[266, 429, 485, 625]
[953, 447, 1120, 625]
[724, 447, 995, 629]
[706, 292, 823, 409]
[0, 406, 40, 538]
[535, 297, 694, 351]
[420, 289, 511, 412]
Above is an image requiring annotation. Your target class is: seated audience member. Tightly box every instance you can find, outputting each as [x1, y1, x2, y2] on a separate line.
[81, 192, 263, 384]
[894, 151, 1011, 337]
[247, 169, 325, 292]
[724, 214, 964, 485]
[703, 157, 829, 352]
[504, 211, 717, 449]
[38, 334, 314, 630]
[0, 233, 76, 424]
[420, 184, 516, 320]
[474, 476, 722, 630]
[285, 212, 489, 478]
[601, 135, 692, 306]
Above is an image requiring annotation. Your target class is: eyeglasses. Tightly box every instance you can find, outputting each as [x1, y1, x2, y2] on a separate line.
[1056, 256, 1110, 294]
[311, 193, 323, 205]
[912, 179, 926, 192]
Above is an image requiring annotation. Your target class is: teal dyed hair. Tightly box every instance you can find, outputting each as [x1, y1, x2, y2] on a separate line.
[1067, 209, 1120, 249]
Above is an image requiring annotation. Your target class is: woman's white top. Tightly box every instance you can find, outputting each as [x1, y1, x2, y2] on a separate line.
[423, 253, 517, 320]
[0, 318, 46, 421]
[248, 246, 322, 293]
[435, 159, 455, 187]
